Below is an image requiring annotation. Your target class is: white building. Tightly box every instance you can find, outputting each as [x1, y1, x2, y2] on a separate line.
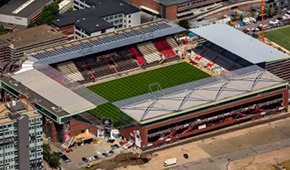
[52, 0, 141, 40]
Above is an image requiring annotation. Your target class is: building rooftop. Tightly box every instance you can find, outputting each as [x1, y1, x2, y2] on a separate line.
[0, 99, 39, 124]
[157, 0, 196, 6]
[28, 20, 185, 64]
[190, 24, 289, 64]
[11, 69, 96, 115]
[0, 25, 66, 49]
[52, 0, 139, 33]
[0, 0, 52, 18]
[113, 65, 287, 124]
[2, 65, 107, 121]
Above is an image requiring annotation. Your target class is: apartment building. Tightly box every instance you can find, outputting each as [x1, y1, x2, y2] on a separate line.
[0, 99, 43, 170]
[0, 25, 66, 59]
[52, 0, 140, 40]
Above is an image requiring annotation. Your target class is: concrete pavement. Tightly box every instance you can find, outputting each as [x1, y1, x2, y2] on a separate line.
[165, 133, 290, 170]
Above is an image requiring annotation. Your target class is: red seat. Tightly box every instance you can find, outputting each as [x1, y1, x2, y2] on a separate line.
[153, 39, 175, 58]
[130, 47, 144, 64]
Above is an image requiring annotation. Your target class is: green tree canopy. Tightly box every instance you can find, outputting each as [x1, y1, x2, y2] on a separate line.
[239, 14, 243, 21]
[232, 16, 237, 22]
[0, 24, 8, 35]
[50, 152, 61, 168]
[178, 19, 190, 29]
[36, 2, 59, 25]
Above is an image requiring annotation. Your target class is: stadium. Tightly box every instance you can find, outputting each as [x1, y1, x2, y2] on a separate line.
[1, 21, 289, 150]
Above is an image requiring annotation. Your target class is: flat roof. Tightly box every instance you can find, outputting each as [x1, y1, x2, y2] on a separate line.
[52, 0, 139, 33]
[113, 65, 287, 124]
[0, 25, 66, 49]
[11, 69, 96, 115]
[157, 0, 196, 6]
[0, 100, 40, 124]
[190, 24, 288, 64]
[28, 20, 185, 64]
[0, 0, 52, 18]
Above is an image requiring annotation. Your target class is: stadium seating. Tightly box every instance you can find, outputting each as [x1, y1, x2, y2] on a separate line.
[57, 61, 85, 82]
[166, 36, 183, 52]
[137, 41, 161, 63]
[130, 47, 144, 65]
[153, 38, 175, 58]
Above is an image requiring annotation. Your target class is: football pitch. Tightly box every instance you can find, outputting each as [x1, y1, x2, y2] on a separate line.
[264, 26, 290, 51]
[87, 62, 210, 127]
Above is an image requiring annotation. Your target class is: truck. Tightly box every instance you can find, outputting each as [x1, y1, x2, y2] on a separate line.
[164, 158, 177, 167]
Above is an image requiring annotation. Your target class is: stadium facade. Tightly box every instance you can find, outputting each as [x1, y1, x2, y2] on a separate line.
[114, 65, 288, 150]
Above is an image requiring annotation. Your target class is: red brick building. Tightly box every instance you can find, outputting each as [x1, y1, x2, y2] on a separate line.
[114, 66, 289, 150]
[124, 0, 222, 20]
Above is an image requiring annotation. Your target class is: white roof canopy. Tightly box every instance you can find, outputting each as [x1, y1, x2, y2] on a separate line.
[190, 24, 288, 64]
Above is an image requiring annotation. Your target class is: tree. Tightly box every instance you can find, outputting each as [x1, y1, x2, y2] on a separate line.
[49, 152, 61, 168]
[43, 144, 60, 168]
[232, 16, 237, 22]
[35, 2, 59, 25]
[251, 12, 255, 17]
[178, 19, 189, 29]
[239, 14, 243, 21]
[267, 8, 272, 16]
[0, 24, 7, 35]
[275, 6, 279, 13]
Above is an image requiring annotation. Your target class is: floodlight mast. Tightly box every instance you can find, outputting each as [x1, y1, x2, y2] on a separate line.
[261, 0, 265, 42]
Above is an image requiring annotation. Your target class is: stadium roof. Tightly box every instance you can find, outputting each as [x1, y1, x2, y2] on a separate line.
[190, 24, 288, 64]
[0, 25, 66, 48]
[0, 0, 52, 18]
[2, 66, 108, 120]
[11, 69, 96, 114]
[27, 20, 185, 65]
[113, 65, 287, 124]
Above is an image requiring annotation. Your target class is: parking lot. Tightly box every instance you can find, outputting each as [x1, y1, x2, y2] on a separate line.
[56, 138, 126, 170]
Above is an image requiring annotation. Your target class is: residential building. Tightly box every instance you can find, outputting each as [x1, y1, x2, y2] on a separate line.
[52, 0, 140, 40]
[0, 0, 53, 27]
[0, 99, 43, 170]
[0, 25, 66, 60]
[124, 0, 222, 20]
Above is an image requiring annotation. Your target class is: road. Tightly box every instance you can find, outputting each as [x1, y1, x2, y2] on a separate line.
[165, 133, 290, 170]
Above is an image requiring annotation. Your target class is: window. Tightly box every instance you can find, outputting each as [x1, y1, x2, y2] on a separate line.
[118, 14, 122, 17]
[128, 20, 131, 23]
[128, 15, 131, 18]
[109, 16, 113, 20]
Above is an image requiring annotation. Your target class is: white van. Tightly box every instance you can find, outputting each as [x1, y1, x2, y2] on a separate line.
[287, 10, 290, 15]
[164, 158, 177, 167]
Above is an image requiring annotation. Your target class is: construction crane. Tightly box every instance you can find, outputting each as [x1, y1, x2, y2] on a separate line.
[261, 0, 265, 42]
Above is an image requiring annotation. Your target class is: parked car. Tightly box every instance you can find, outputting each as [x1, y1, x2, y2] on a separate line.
[183, 154, 189, 159]
[88, 156, 96, 162]
[93, 155, 99, 160]
[57, 164, 62, 170]
[108, 150, 114, 156]
[65, 148, 73, 153]
[86, 163, 95, 169]
[102, 153, 108, 157]
[61, 155, 71, 163]
[82, 157, 88, 163]
[107, 139, 115, 143]
[111, 144, 120, 149]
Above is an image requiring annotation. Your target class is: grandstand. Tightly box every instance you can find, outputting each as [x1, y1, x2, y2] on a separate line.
[25, 20, 186, 84]
[190, 24, 290, 81]
[113, 65, 289, 150]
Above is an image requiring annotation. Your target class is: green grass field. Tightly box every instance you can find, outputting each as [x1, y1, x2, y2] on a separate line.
[87, 62, 210, 127]
[264, 26, 290, 51]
